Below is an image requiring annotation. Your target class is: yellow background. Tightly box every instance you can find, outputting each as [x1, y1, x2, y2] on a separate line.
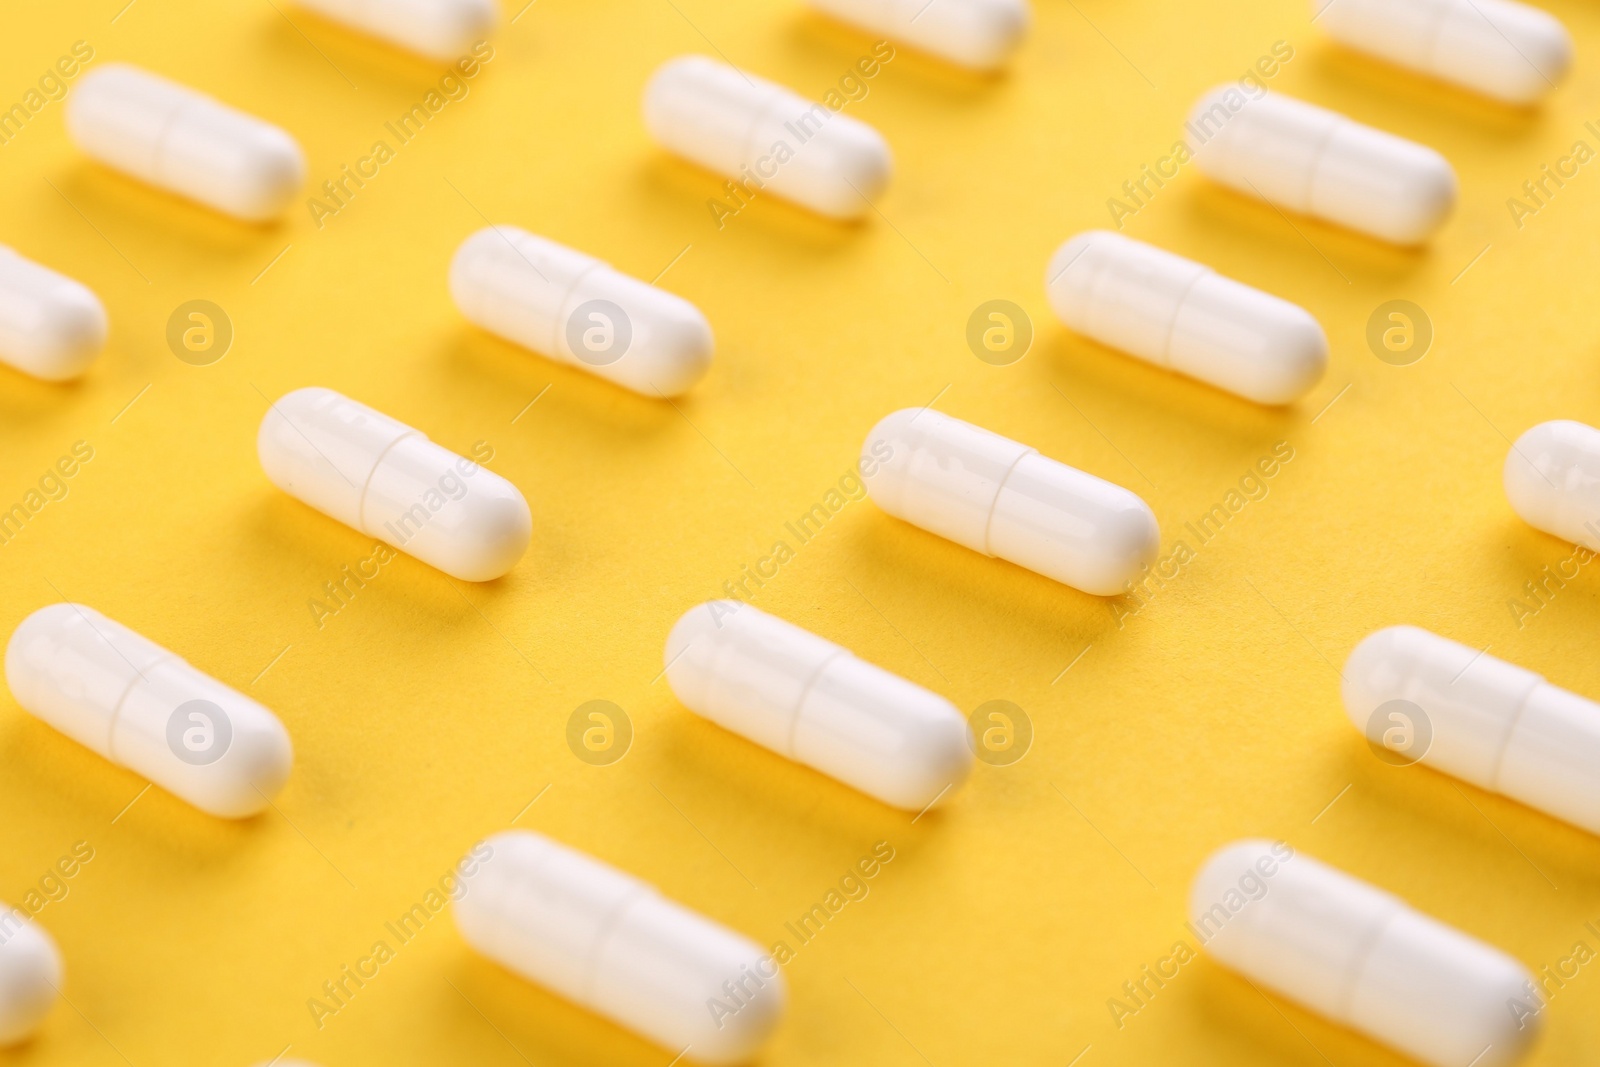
[2, 0, 1599, 1063]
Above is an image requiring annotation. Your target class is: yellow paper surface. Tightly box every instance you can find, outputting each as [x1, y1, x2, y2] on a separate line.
[2, 1, 1599, 1064]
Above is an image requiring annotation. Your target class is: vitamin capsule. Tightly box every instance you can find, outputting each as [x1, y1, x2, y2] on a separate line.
[1315, 0, 1571, 106]
[861, 408, 1158, 595]
[0, 909, 59, 1044]
[294, 0, 497, 60]
[1192, 840, 1538, 1067]
[1187, 87, 1456, 245]
[1343, 625, 1600, 835]
[665, 601, 972, 810]
[1045, 231, 1327, 404]
[449, 227, 714, 397]
[1504, 420, 1600, 551]
[5, 604, 293, 819]
[0, 246, 106, 382]
[643, 56, 893, 221]
[454, 830, 785, 1065]
[804, 0, 1028, 71]
[257, 388, 531, 582]
[66, 64, 305, 222]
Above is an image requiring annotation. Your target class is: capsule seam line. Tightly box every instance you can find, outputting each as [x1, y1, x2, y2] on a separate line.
[104, 653, 180, 766]
[981, 449, 1040, 558]
[1333, 907, 1401, 1022]
[552, 260, 605, 362]
[744, 86, 797, 178]
[1299, 116, 1346, 216]
[148, 97, 199, 187]
[579, 885, 653, 1008]
[1485, 681, 1544, 792]
[786, 649, 850, 759]
[355, 430, 424, 536]
[1420, 1, 1460, 75]
[1159, 268, 1213, 369]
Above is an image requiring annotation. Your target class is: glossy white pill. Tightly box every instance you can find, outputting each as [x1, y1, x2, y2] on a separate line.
[0, 910, 59, 1045]
[450, 227, 714, 397]
[643, 56, 892, 221]
[1193, 840, 1538, 1067]
[1046, 231, 1327, 404]
[66, 64, 305, 222]
[0, 246, 106, 382]
[665, 601, 972, 810]
[1315, 0, 1570, 106]
[295, 0, 497, 60]
[454, 830, 785, 1064]
[805, 0, 1029, 70]
[5, 604, 293, 819]
[862, 408, 1159, 595]
[1187, 87, 1456, 244]
[258, 388, 530, 582]
[1344, 626, 1600, 835]
[1504, 420, 1600, 551]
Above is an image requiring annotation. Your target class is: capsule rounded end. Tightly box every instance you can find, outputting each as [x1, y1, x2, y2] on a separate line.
[1340, 625, 1422, 733]
[425, 0, 500, 60]
[664, 601, 733, 712]
[1043, 230, 1111, 326]
[23, 280, 106, 382]
[815, 121, 894, 220]
[0, 915, 60, 1045]
[690, 966, 788, 1064]
[198, 712, 294, 819]
[887, 706, 975, 812]
[228, 128, 306, 222]
[1189, 839, 1279, 924]
[432, 477, 533, 582]
[1386, 149, 1457, 245]
[1250, 305, 1328, 405]
[635, 302, 714, 398]
[1073, 491, 1161, 596]
[1504, 420, 1600, 549]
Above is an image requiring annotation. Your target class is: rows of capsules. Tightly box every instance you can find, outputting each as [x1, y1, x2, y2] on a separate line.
[1, 0, 1598, 1064]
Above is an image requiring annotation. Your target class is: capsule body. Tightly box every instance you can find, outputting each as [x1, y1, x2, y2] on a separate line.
[1187, 87, 1456, 245]
[1192, 841, 1538, 1067]
[665, 601, 972, 810]
[66, 64, 305, 222]
[1504, 420, 1600, 551]
[0, 246, 106, 381]
[294, 0, 497, 60]
[1046, 231, 1327, 404]
[1344, 625, 1600, 835]
[258, 388, 530, 581]
[643, 56, 892, 220]
[1316, 0, 1570, 106]
[454, 831, 785, 1065]
[805, 0, 1028, 70]
[0, 910, 59, 1045]
[5, 604, 293, 819]
[861, 409, 1158, 595]
[450, 227, 714, 397]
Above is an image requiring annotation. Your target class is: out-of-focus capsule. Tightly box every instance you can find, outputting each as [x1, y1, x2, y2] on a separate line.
[804, 0, 1028, 71]
[0, 246, 106, 381]
[66, 64, 305, 222]
[258, 388, 531, 582]
[1343, 625, 1600, 835]
[453, 830, 785, 1065]
[5, 604, 293, 819]
[664, 601, 972, 810]
[861, 408, 1159, 594]
[449, 227, 714, 397]
[643, 55, 892, 220]
[1314, 0, 1571, 106]
[1186, 87, 1456, 244]
[0, 909, 59, 1045]
[1192, 840, 1539, 1067]
[1504, 419, 1600, 550]
[1045, 230, 1327, 404]
[294, 0, 497, 61]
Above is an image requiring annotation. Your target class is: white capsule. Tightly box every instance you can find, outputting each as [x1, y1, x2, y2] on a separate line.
[1315, 0, 1570, 106]
[664, 601, 972, 810]
[5, 604, 293, 819]
[805, 0, 1029, 71]
[1192, 841, 1538, 1067]
[450, 227, 714, 397]
[257, 388, 531, 582]
[1045, 231, 1327, 405]
[1504, 419, 1600, 551]
[0, 910, 60, 1045]
[294, 0, 497, 61]
[1344, 626, 1600, 835]
[0, 246, 106, 382]
[66, 64, 305, 222]
[1187, 87, 1457, 245]
[861, 408, 1158, 595]
[454, 830, 785, 1064]
[643, 55, 893, 221]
